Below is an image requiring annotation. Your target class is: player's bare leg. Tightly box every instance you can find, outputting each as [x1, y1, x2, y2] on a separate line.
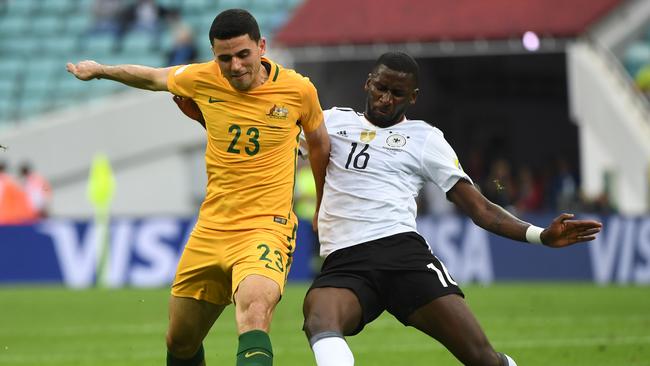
[233, 274, 282, 365]
[303, 287, 361, 366]
[166, 296, 225, 365]
[407, 294, 516, 366]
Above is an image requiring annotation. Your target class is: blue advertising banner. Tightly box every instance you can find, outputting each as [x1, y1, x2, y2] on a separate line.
[0, 214, 648, 287]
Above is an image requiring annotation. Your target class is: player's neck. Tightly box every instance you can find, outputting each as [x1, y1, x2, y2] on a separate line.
[364, 113, 406, 128]
[251, 61, 270, 89]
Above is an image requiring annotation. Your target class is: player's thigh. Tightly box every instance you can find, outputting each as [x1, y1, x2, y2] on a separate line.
[303, 287, 363, 338]
[171, 227, 233, 306]
[167, 295, 226, 348]
[407, 294, 494, 362]
[230, 229, 294, 300]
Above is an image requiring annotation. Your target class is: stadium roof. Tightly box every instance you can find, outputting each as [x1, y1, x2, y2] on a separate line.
[275, 0, 624, 46]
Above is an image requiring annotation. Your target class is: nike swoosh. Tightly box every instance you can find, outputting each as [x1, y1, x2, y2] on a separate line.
[245, 351, 271, 358]
[209, 97, 227, 103]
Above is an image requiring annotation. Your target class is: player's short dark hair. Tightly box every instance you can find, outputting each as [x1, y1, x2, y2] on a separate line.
[209, 9, 261, 46]
[373, 52, 419, 86]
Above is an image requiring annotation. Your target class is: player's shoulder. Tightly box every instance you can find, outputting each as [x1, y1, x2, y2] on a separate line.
[404, 118, 444, 138]
[172, 61, 217, 79]
[324, 107, 359, 123]
[272, 60, 313, 87]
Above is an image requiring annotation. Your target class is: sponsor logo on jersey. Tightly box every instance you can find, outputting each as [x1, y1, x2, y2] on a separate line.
[336, 130, 348, 137]
[360, 130, 376, 142]
[208, 96, 227, 103]
[267, 104, 289, 119]
[386, 133, 407, 148]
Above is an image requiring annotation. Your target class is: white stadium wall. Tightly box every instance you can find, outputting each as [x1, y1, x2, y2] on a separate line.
[0, 90, 206, 217]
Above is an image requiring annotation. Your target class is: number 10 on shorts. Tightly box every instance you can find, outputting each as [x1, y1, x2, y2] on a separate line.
[427, 261, 457, 287]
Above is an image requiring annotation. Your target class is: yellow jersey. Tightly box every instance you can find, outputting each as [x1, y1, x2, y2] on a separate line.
[167, 57, 323, 239]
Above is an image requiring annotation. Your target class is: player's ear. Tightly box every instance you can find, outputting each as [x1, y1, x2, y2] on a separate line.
[258, 37, 267, 56]
[364, 74, 372, 92]
[410, 88, 419, 105]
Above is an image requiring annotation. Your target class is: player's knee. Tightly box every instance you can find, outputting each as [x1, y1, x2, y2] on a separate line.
[237, 299, 274, 330]
[166, 331, 202, 358]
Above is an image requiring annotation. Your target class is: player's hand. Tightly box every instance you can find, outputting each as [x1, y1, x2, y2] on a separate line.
[66, 60, 103, 81]
[541, 213, 602, 248]
[172, 95, 205, 129]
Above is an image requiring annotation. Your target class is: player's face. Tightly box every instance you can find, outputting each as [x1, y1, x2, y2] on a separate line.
[364, 65, 418, 128]
[212, 35, 266, 91]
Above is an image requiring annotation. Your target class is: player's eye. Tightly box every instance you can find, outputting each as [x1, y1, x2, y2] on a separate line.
[218, 55, 232, 62]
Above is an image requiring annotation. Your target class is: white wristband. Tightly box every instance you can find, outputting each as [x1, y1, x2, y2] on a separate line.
[525, 225, 544, 244]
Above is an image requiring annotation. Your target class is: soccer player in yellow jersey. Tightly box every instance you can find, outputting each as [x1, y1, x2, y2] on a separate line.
[66, 9, 330, 366]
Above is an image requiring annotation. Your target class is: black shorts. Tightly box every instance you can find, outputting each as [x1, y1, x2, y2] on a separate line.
[308, 231, 464, 336]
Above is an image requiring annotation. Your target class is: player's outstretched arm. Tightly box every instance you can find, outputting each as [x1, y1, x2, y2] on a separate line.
[447, 180, 602, 247]
[66, 60, 173, 91]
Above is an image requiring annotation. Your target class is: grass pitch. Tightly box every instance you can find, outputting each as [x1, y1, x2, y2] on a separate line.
[0, 283, 648, 365]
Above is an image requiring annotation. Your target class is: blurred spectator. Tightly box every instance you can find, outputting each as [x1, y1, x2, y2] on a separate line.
[166, 9, 199, 65]
[635, 63, 650, 100]
[514, 166, 543, 213]
[548, 157, 578, 211]
[483, 158, 516, 211]
[19, 162, 52, 219]
[418, 182, 456, 216]
[89, 0, 124, 36]
[119, 0, 169, 36]
[0, 161, 37, 225]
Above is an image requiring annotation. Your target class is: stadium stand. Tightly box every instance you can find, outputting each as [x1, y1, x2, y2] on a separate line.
[0, 0, 302, 126]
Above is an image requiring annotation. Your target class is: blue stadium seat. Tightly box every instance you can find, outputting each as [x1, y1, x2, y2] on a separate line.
[1, 37, 41, 58]
[623, 42, 650, 77]
[65, 14, 92, 35]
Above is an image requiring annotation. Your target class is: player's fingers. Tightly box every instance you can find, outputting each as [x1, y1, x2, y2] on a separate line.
[581, 228, 601, 236]
[66, 63, 75, 73]
[576, 235, 597, 242]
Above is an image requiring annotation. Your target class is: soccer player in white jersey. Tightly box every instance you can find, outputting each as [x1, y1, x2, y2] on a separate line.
[173, 52, 602, 366]
[301, 52, 602, 366]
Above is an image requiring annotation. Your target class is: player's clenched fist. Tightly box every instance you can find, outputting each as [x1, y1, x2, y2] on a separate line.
[66, 60, 103, 81]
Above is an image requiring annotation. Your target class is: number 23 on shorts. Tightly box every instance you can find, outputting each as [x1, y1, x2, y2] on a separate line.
[257, 243, 285, 273]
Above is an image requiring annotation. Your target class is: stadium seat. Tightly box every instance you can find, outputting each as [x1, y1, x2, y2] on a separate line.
[121, 31, 157, 54]
[65, 14, 92, 35]
[0, 58, 24, 81]
[80, 33, 118, 58]
[37, 0, 76, 15]
[1, 37, 41, 58]
[623, 42, 650, 77]
[5, 0, 37, 16]
[182, 0, 211, 14]
[30, 15, 65, 36]
[0, 14, 29, 36]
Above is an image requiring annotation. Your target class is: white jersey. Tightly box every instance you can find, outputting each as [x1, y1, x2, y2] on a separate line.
[318, 107, 472, 257]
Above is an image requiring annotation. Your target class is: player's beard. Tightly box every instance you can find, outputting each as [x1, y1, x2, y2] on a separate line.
[365, 98, 407, 128]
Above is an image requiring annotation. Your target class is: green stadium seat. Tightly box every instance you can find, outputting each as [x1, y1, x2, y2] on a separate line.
[121, 31, 156, 54]
[1, 37, 40, 58]
[37, 0, 76, 15]
[0, 15, 29, 36]
[0, 79, 18, 98]
[6, 0, 37, 16]
[0, 58, 24, 81]
[182, 0, 211, 14]
[65, 14, 92, 34]
[623, 42, 650, 77]
[41, 35, 80, 56]
[30, 15, 65, 36]
[80, 33, 118, 57]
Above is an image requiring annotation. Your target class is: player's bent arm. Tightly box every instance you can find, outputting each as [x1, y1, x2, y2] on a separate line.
[447, 179, 530, 242]
[66, 60, 172, 91]
[304, 122, 330, 219]
[447, 179, 603, 248]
